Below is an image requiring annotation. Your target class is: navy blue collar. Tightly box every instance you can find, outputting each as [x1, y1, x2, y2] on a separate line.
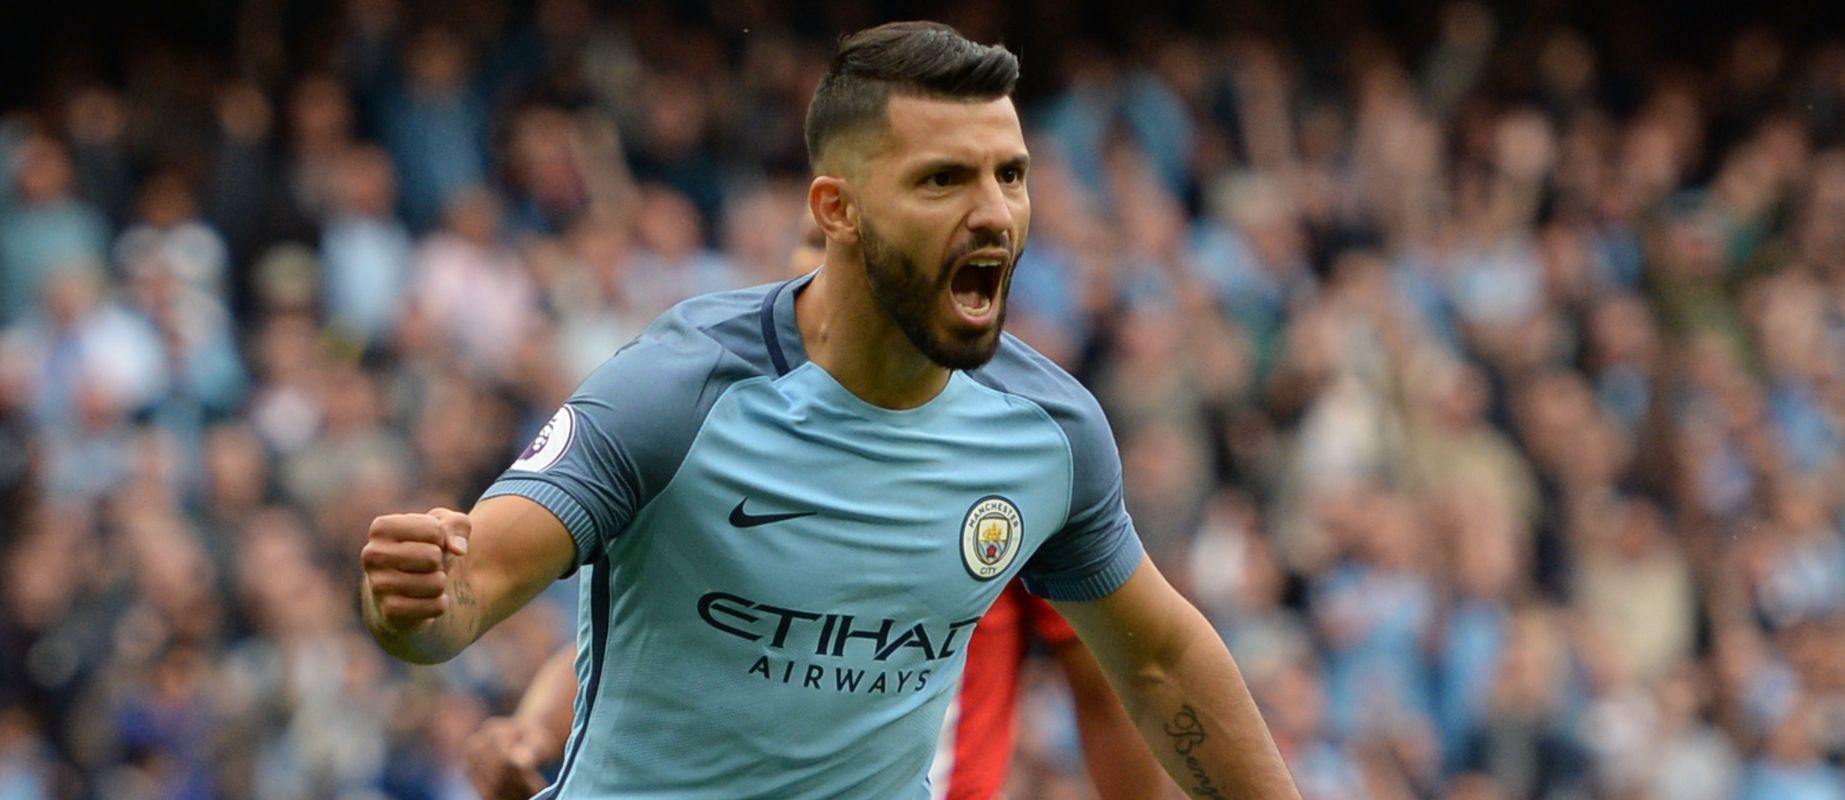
[759, 270, 817, 376]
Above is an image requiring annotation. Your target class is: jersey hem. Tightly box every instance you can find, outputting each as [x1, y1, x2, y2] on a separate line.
[1019, 525, 1144, 601]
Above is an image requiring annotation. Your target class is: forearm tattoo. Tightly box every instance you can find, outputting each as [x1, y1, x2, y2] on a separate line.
[1164, 704, 1229, 799]
[446, 552, 477, 607]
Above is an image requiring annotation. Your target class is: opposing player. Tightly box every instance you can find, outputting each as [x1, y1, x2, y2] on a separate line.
[362, 21, 1298, 799]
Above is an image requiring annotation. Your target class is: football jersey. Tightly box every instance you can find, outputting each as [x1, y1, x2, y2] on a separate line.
[481, 273, 1142, 799]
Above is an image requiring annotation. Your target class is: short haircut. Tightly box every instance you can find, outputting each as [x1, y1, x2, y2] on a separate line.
[804, 21, 1019, 173]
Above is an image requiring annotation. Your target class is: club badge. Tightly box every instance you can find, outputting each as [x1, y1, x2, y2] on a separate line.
[961, 495, 1023, 580]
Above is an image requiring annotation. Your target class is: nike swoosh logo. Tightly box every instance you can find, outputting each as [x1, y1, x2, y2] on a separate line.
[728, 498, 817, 528]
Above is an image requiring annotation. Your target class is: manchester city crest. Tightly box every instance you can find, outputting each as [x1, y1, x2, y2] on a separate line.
[960, 495, 1023, 580]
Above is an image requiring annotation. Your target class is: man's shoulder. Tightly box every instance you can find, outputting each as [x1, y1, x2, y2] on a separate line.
[966, 333, 1106, 427]
[582, 283, 783, 393]
[973, 335, 1137, 599]
[965, 334, 1121, 472]
[645, 281, 784, 358]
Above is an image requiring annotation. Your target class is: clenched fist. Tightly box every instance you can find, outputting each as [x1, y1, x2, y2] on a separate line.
[361, 508, 472, 632]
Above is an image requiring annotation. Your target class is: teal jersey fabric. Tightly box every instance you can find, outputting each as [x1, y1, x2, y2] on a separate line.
[481, 273, 1143, 799]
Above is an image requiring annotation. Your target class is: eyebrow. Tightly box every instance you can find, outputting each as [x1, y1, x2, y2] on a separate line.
[908, 153, 1032, 178]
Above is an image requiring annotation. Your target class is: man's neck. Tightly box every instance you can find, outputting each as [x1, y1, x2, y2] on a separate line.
[794, 257, 951, 410]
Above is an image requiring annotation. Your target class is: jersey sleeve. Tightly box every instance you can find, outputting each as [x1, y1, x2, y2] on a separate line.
[480, 331, 729, 570]
[1016, 379, 1145, 602]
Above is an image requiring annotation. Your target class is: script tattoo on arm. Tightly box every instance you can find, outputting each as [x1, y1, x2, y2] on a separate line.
[1164, 704, 1229, 799]
[446, 551, 477, 608]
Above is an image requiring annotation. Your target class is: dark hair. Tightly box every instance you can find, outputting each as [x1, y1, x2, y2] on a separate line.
[804, 21, 1019, 171]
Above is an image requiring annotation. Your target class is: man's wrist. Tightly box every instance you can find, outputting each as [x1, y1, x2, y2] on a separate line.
[362, 594, 448, 663]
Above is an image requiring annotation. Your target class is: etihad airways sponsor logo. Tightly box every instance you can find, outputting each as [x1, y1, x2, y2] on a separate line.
[697, 591, 982, 695]
[697, 591, 981, 662]
[747, 656, 935, 695]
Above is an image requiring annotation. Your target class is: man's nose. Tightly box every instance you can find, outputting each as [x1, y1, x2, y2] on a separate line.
[965, 174, 1014, 236]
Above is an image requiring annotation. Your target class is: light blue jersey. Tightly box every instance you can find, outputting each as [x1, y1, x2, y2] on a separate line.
[482, 273, 1143, 799]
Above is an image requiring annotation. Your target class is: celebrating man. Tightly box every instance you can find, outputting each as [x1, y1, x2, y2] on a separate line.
[361, 20, 1298, 799]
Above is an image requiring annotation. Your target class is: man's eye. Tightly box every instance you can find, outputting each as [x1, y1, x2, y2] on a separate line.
[926, 171, 955, 188]
[1000, 167, 1023, 184]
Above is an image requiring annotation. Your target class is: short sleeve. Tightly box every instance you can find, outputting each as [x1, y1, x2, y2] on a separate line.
[480, 332, 730, 569]
[1015, 383, 1145, 602]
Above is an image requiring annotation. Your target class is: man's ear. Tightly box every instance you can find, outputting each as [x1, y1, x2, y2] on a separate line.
[809, 175, 859, 246]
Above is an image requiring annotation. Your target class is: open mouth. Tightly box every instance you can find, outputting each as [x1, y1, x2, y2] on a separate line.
[949, 251, 1008, 323]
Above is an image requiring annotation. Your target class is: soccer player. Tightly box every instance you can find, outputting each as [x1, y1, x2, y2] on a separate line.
[464, 223, 1171, 800]
[361, 20, 1299, 800]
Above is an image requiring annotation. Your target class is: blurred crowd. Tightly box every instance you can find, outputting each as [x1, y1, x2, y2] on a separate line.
[2, 1, 1844, 799]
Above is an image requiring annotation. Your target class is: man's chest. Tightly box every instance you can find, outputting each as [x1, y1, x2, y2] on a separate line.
[611, 374, 1073, 632]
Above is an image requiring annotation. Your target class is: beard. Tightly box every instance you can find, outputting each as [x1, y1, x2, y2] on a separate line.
[860, 215, 1010, 371]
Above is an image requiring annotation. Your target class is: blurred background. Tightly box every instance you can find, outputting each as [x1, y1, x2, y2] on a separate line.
[2, 0, 1844, 798]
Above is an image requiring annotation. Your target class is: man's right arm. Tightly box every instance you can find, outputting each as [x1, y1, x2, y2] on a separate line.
[362, 322, 723, 662]
[361, 495, 576, 664]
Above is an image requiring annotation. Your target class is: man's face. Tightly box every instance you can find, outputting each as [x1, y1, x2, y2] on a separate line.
[853, 94, 1030, 370]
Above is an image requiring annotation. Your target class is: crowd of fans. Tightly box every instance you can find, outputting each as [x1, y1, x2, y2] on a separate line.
[1, 1, 1843, 798]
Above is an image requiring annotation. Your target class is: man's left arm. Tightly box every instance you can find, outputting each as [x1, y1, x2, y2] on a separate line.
[1051, 554, 1300, 800]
